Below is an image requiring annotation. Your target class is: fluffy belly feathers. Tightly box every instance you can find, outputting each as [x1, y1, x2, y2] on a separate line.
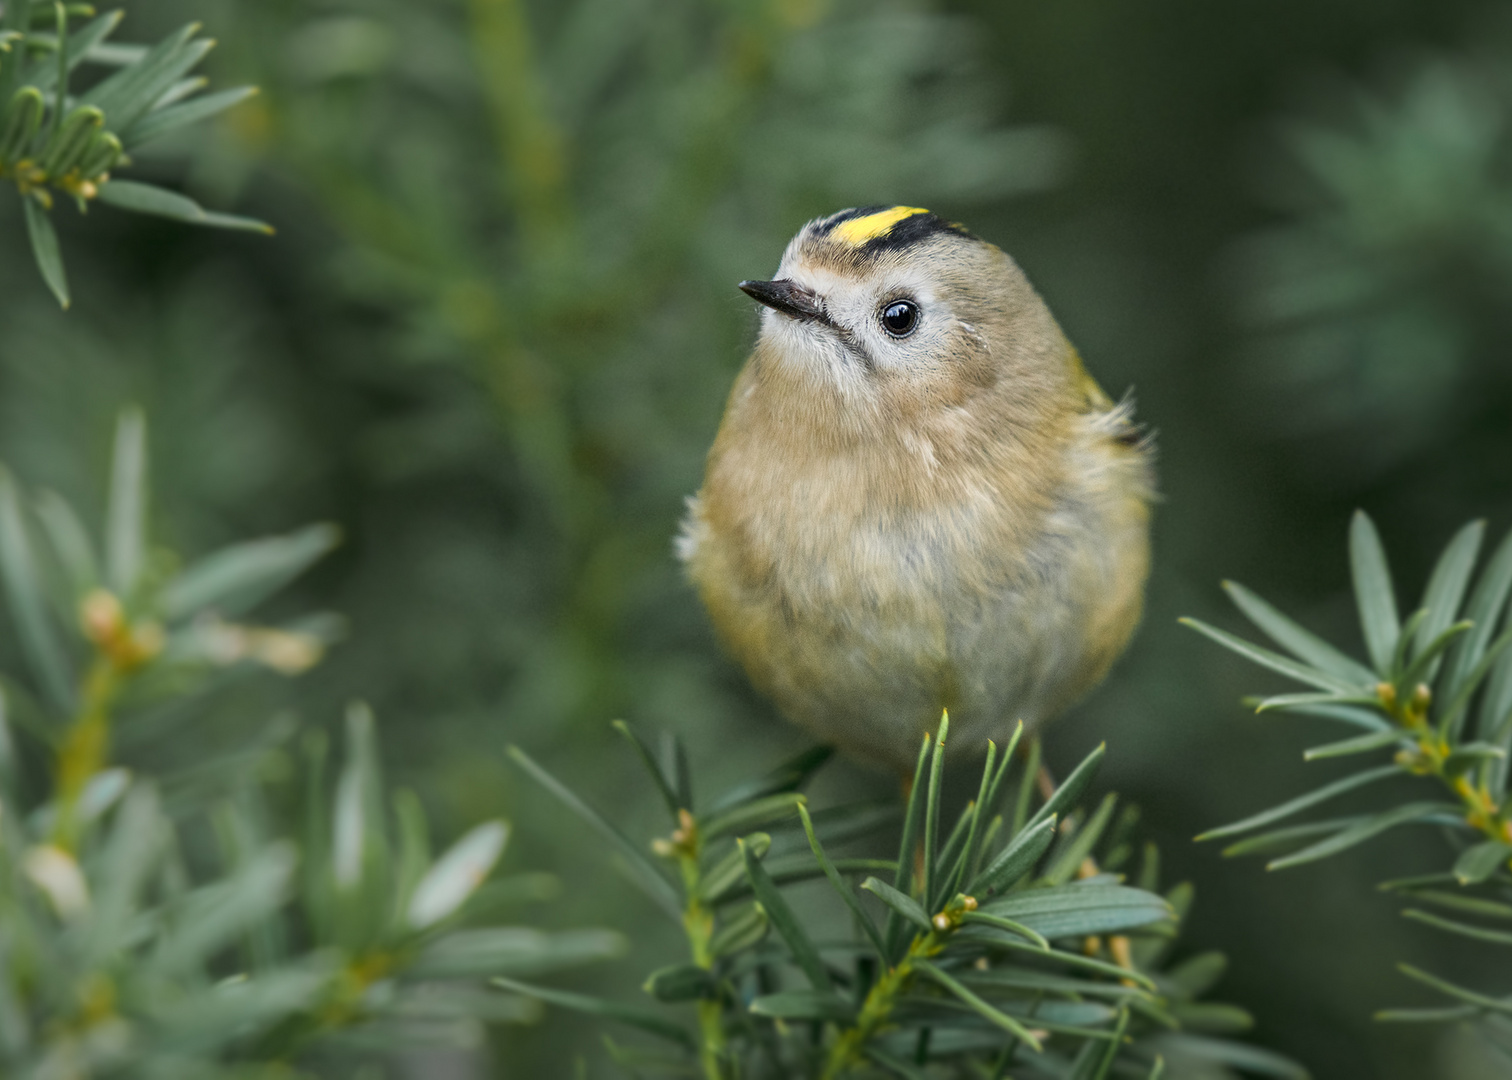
[679, 438, 1149, 770]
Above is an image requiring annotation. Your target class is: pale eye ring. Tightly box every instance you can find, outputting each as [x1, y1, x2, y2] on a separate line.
[880, 299, 919, 338]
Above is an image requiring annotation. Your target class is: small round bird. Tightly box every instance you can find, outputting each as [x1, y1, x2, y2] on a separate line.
[678, 207, 1153, 773]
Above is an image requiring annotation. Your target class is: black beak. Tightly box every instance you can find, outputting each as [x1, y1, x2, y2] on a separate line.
[739, 278, 827, 323]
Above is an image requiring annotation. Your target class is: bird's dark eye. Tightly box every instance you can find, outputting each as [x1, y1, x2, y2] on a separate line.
[880, 299, 918, 338]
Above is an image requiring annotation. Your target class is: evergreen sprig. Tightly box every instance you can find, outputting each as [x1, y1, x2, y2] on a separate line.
[0, 408, 622, 1074]
[1185, 510, 1512, 1041]
[507, 716, 1304, 1079]
[1, 0, 268, 308]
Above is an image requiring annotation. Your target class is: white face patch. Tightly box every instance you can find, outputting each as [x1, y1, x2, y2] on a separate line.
[768, 251, 955, 380]
[761, 305, 857, 380]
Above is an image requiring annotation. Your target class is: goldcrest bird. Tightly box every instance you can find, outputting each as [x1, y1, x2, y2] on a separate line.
[678, 206, 1153, 774]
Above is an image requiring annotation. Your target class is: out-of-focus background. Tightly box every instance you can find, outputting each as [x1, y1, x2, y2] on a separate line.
[2, 0, 1510, 1075]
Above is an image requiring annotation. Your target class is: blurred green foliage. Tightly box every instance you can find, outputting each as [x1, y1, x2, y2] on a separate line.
[1234, 36, 1512, 482]
[0, 412, 626, 1076]
[1, 0, 1510, 1076]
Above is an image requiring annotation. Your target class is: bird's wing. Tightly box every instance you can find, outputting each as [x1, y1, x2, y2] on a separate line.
[1069, 348, 1147, 449]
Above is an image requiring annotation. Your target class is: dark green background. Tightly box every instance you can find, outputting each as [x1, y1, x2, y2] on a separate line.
[3, 0, 1511, 1075]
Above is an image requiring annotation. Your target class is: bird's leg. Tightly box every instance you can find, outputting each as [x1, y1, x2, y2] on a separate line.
[1035, 762, 1057, 802]
[1025, 748, 1136, 982]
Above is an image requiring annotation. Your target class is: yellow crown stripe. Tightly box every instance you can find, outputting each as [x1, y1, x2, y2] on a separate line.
[829, 206, 931, 247]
